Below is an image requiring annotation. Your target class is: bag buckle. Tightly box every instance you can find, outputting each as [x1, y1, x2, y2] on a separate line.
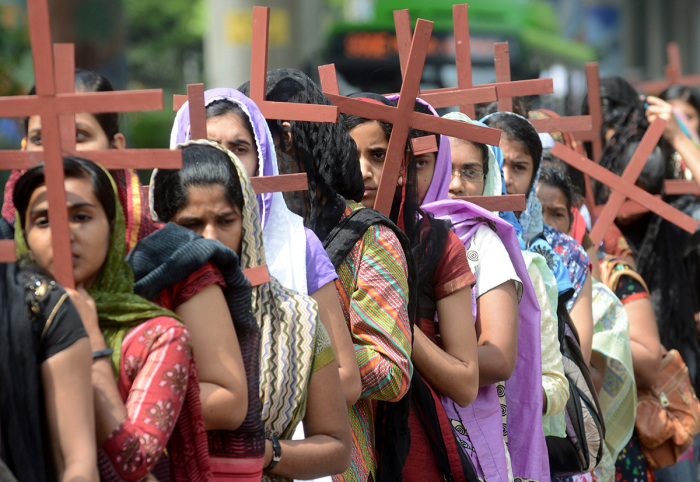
[659, 392, 670, 408]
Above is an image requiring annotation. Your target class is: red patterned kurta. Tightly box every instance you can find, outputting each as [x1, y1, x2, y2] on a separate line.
[97, 316, 211, 481]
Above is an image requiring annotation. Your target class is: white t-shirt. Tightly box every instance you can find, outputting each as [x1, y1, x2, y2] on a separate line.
[467, 225, 522, 300]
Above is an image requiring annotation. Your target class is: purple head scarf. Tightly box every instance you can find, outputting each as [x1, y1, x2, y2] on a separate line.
[402, 102, 549, 480]
[169, 87, 308, 293]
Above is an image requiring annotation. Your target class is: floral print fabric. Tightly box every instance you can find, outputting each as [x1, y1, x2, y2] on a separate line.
[98, 316, 208, 481]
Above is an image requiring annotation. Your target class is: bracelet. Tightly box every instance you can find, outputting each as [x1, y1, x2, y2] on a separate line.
[92, 348, 114, 359]
[264, 432, 282, 471]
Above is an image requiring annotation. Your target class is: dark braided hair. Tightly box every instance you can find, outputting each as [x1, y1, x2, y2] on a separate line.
[238, 69, 364, 242]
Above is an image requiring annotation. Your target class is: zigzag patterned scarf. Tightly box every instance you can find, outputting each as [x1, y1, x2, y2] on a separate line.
[169, 140, 319, 438]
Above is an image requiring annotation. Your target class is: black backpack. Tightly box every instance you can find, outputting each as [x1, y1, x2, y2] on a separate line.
[524, 232, 606, 477]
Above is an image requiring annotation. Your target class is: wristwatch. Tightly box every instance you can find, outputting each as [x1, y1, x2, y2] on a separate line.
[265, 432, 282, 471]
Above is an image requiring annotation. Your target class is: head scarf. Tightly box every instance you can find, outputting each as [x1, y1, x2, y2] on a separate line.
[169, 87, 308, 293]
[154, 139, 319, 440]
[411, 102, 548, 481]
[239, 68, 364, 242]
[442, 111, 502, 198]
[3, 167, 157, 255]
[14, 165, 176, 372]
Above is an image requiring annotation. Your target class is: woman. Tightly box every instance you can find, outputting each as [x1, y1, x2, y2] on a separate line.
[151, 140, 351, 481]
[0, 261, 97, 481]
[537, 162, 638, 481]
[445, 112, 569, 425]
[342, 93, 479, 481]
[12, 156, 212, 480]
[590, 81, 700, 479]
[240, 70, 414, 482]
[401, 103, 547, 481]
[3, 70, 252, 478]
[482, 112, 596, 366]
[169, 87, 361, 406]
[658, 85, 700, 182]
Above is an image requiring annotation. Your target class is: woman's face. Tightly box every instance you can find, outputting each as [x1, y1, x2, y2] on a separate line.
[206, 114, 259, 178]
[500, 135, 534, 196]
[348, 120, 388, 209]
[448, 139, 485, 197]
[26, 113, 123, 151]
[536, 182, 571, 233]
[173, 185, 243, 255]
[669, 99, 700, 135]
[25, 176, 111, 288]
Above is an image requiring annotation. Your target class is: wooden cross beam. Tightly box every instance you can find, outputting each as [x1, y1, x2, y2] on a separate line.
[664, 179, 700, 196]
[319, 19, 505, 216]
[551, 117, 699, 246]
[529, 63, 603, 160]
[171, 80, 324, 287]
[391, 7, 552, 113]
[247, 6, 338, 123]
[172, 84, 309, 195]
[637, 42, 700, 95]
[0, 0, 181, 288]
[390, 6, 497, 112]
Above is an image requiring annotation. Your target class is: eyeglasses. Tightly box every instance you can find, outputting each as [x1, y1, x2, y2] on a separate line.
[451, 168, 484, 182]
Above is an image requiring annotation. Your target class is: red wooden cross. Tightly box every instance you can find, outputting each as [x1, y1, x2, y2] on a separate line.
[637, 42, 700, 95]
[0, 0, 181, 287]
[319, 19, 507, 216]
[247, 6, 338, 123]
[551, 117, 698, 246]
[530, 63, 603, 159]
[391, 7, 553, 116]
[392, 6, 496, 118]
[172, 84, 309, 195]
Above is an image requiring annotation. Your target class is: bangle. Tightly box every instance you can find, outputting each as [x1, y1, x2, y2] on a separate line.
[265, 432, 281, 471]
[92, 348, 114, 359]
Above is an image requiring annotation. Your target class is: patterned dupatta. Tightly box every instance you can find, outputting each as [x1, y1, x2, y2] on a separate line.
[160, 140, 319, 439]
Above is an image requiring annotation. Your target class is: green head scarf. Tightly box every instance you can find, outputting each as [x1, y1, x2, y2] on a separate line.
[15, 160, 178, 374]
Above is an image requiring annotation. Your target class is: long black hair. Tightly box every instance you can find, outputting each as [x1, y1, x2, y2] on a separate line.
[238, 69, 364, 242]
[13, 156, 117, 230]
[603, 139, 700, 387]
[152, 143, 244, 223]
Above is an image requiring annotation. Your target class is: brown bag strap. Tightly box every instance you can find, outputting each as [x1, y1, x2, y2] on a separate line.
[600, 256, 650, 295]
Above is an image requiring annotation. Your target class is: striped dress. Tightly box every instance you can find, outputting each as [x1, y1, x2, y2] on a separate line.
[332, 201, 413, 482]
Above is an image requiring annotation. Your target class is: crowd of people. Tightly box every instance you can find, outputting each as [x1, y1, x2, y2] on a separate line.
[1, 58, 700, 482]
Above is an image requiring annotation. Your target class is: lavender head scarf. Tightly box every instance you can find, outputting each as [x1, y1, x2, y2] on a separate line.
[168, 87, 308, 293]
[396, 102, 549, 481]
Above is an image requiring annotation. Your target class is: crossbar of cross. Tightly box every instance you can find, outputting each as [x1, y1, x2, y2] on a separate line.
[551, 117, 698, 245]
[637, 42, 700, 95]
[172, 85, 309, 195]
[319, 18, 520, 216]
[0, 0, 181, 288]
[390, 6, 553, 114]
